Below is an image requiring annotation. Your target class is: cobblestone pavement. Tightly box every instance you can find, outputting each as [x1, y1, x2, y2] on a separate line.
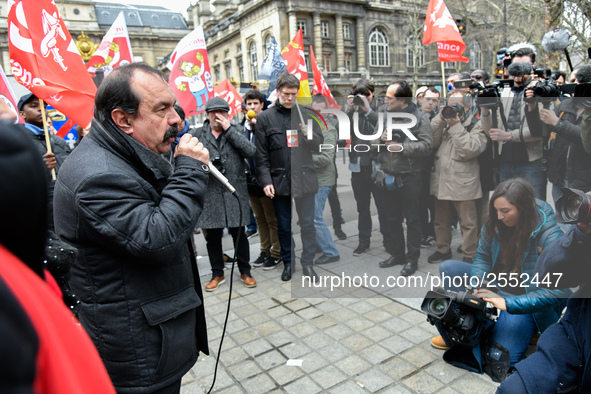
[183, 215, 500, 393]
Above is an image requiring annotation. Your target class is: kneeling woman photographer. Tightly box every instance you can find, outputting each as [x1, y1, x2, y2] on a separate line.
[431, 178, 571, 376]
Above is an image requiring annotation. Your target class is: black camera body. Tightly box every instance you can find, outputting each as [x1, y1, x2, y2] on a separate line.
[575, 83, 591, 109]
[390, 129, 407, 143]
[421, 287, 497, 345]
[211, 156, 226, 175]
[353, 95, 366, 106]
[473, 84, 501, 109]
[555, 187, 591, 224]
[441, 103, 465, 119]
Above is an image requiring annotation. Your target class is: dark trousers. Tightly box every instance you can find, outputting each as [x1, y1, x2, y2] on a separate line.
[351, 166, 388, 247]
[204, 227, 250, 278]
[327, 184, 343, 230]
[273, 195, 316, 268]
[420, 169, 435, 238]
[374, 173, 422, 263]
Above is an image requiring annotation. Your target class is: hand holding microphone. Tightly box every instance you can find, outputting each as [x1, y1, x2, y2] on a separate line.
[246, 109, 257, 126]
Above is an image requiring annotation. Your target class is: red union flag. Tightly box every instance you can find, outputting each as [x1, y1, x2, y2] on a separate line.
[310, 46, 341, 110]
[423, 0, 469, 63]
[167, 26, 214, 117]
[87, 12, 133, 76]
[213, 79, 243, 119]
[0, 65, 24, 124]
[281, 29, 311, 100]
[8, 0, 97, 127]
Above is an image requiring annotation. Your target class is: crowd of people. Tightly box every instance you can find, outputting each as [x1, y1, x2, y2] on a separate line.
[2, 43, 591, 391]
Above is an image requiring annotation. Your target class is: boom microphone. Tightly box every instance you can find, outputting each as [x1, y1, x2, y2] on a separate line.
[206, 163, 237, 195]
[508, 62, 534, 77]
[542, 28, 570, 53]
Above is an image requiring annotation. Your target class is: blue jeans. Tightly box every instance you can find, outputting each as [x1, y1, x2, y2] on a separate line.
[314, 186, 340, 258]
[438, 260, 538, 366]
[499, 160, 546, 200]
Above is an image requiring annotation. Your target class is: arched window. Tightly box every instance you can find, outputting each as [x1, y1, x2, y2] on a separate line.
[249, 41, 258, 81]
[468, 41, 482, 70]
[406, 35, 424, 68]
[264, 35, 273, 57]
[369, 27, 389, 67]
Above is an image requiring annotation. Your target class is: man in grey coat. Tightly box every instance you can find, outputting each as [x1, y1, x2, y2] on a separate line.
[54, 63, 210, 393]
[192, 97, 257, 291]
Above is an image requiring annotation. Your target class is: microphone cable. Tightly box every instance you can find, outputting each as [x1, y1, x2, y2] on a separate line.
[207, 192, 242, 394]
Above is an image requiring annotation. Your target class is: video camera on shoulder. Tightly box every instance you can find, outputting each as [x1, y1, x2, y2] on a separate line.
[421, 286, 497, 345]
[472, 81, 511, 109]
[574, 83, 591, 109]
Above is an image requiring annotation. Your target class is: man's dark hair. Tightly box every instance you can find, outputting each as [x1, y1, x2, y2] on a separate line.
[312, 94, 328, 105]
[460, 72, 471, 80]
[94, 62, 167, 123]
[243, 89, 265, 104]
[425, 87, 441, 97]
[391, 80, 413, 104]
[513, 47, 536, 63]
[276, 72, 300, 92]
[352, 79, 375, 96]
[551, 70, 566, 81]
[173, 103, 185, 120]
[448, 89, 471, 107]
[472, 69, 490, 82]
[575, 65, 591, 84]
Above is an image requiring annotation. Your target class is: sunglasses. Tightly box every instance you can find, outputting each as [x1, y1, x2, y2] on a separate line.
[471, 75, 484, 80]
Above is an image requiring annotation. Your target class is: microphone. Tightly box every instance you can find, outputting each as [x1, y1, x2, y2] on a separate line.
[542, 28, 570, 53]
[206, 163, 237, 195]
[508, 61, 534, 77]
[246, 110, 256, 119]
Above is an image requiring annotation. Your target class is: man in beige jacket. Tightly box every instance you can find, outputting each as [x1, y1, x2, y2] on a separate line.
[428, 90, 488, 264]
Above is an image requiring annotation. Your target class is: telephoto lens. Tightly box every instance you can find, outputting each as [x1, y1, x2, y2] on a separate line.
[555, 188, 591, 224]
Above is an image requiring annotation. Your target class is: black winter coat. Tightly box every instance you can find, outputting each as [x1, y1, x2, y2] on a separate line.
[254, 102, 324, 198]
[54, 120, 209, 393]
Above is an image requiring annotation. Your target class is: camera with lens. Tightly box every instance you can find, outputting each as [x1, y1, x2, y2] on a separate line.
[575, 82, 591, 109]
[421, 287, 497, 345]
[441, 103, 465, 119]
[473, 84, 501, 109]
[211, 156, 226, 175]
[390, 129, 407, 143]
[352, 94, 366, 106]
[555, 187, 591, 225]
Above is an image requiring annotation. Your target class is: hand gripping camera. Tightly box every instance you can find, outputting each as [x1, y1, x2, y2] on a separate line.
[421, 286, 497, 345]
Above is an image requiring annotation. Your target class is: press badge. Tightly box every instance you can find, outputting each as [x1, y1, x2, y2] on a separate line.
[287, 130, 299, 147]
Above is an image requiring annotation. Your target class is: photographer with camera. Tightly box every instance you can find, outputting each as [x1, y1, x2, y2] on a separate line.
[525, 65, 591, 203]
[497, 189, 591, 393]
[480, 50, 547, 200]
[428, 90, 487, 265]
[372, 80, 432, 276]
[430, 178, 570, 377]
[191, 98, 257, 291]
[345, 79, 385, 256]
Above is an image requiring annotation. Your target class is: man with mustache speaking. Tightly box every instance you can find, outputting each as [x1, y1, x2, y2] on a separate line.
[54, 63, 210, 394]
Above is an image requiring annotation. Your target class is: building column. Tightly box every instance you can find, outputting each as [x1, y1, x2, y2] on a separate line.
[289, 12, 297, 39]
[357, 17, 366, 73]
[313, 13, 323, 71]
[335, 14, 345, 73]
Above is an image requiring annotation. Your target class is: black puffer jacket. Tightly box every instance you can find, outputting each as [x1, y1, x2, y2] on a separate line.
[255, 101, 324, 198]
[547, 98, 591, 192]
[54, 119, 209, 393]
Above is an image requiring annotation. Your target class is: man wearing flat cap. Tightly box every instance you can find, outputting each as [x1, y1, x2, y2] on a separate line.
[191, 97, 257, 291]
[18, 92, 71, 230]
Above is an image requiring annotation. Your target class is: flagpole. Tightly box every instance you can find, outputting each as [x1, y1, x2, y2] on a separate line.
[39, 99, 56, 180]
[441, 62, 446, 98]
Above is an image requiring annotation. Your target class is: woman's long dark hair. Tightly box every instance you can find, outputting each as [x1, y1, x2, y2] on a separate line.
[485, 178, 539, 273]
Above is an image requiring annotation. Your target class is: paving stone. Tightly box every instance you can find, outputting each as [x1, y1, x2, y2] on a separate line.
[343, 316, 374, 332]
[267, 305, 292, 319]
[382, 302, 412, 316]
[340, 333, 373, 352]
[208, 385, 243, 394]
[402, 373, 445, 393]
[240, 372, 277, 393]
[299, 351, 329, 374]
[378, 384, 414, 394]
[450, 374, 499, 394]
[244, 312, 271, 327]
[315, 300, 342, 313]
[254, 320, 282, 336]
[198, 370, 234, 392]
[328, 307, 358, 322]
[230, 327, 261, 345]
[296, 306, 324, 320]
[380, 335, 414, 355]
[228, 359, 262, 380]
[266, 329, 296, 348]
[399, 309, 429, 325]
[309, 314, 339, 329]
[399, 326, 434, 344]
[255, 349, 287, 370]
[381, 316, 413, 333]
[378, 358, 417, 380]
[356, 368, 392, 392]
[241, 338, 273, 357]
[276, 312, 305, 327]
[320, 342, 353, 363]
[267, 364, 305, 386]
[219, 346, 249, 366]
[363, 309, 394, 323]
[284, 298, 311, 312]
[334, 354, 372, 377]
[310, 365, 348, 389]
[399, 346, 439, 368]
[283, 376, 322, 394]
[359, 344, 393, 365]
[323, 323, 355, 340]
[348, 300, 377, 314]
[328, 380, 367, 394]
[289, 321, 318, 338]
[278, 342, 311, 359]
[362, 324, 394, 342]
[302, 331, 334, 349]
[254, 298, 279, 310]
[424, 360, 465, 384]
[435, 388, 461, 394]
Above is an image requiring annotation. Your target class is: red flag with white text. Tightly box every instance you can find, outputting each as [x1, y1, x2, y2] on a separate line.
[167, 26, 214, 117]
[8, 0, 97, 127]
[87, 12, 133, 77]
[423, 0, 469, 63]
[281, 29, 311, 100]
[310, 46, 341, 110]
[213, 79, 243, 119]
[0, 65, 24, 124]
